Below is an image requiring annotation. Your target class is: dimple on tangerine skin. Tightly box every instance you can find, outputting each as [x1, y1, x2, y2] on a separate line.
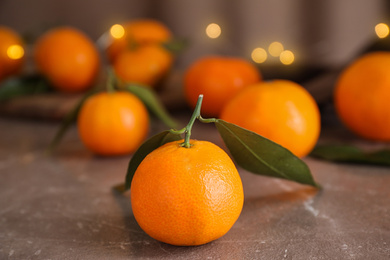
[130, 140, 244, 246]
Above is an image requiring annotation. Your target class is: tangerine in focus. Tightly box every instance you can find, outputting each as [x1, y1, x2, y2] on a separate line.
[334, 51, 390, 141]
[0, 26, 25, 81]
[184, 56, 261, 117]
[220, 80, 320, 158]
[113, 44, 173, 86]
[77, 91, 149, 156]
[34, 27, 100, 93]
[130, 139, 244, 246]
[107, 19, 172, 62]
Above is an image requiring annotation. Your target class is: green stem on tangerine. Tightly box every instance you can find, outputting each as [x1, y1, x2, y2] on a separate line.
[107, 68, 117, 93]
[170, 94, 216, 148]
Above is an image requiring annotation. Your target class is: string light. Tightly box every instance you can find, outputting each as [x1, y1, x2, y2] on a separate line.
[206, 23, 221, 39]
[280, 50, 295, 65]
[251, 48, 267, 63]
[268, 41, 284, 57]
[251, 41, 295, 65]
[7, 44, 24, 60]
[375, 23, 389, 39]
[110, 24, 125, 39]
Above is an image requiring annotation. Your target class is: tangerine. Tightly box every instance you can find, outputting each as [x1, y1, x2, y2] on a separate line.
[107, 19, 172, 62]
[0, 26, 25, 81]
[113, 44, 173, 86]
[77, 91, 149, 156]
[131, 139, 244, 246]
[334, 51, 390, 141]
[184, 56, 261, 117]
[34, 27, 100, 93]
[220, 80, 320, 157]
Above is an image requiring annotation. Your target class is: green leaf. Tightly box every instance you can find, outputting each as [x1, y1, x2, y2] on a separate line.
[0, 75, 51, 101]
[162, 38, 188, 54]
[310, 144, 390, 166]
[47, 89, 97, 153]
[125, 84, 178, 129]
[124, 130, 182, 190]
[215, 119, 318, 187]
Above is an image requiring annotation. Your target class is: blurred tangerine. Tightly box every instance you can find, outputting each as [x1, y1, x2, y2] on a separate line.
[107, 19, 172, 63]
[113, 44, 173, 87]
[34, 26, 100, 93]
[334, 51, 390, 141]
[0, 26, 25, 81]
[77, 91, 149, 156]
[184, 56, 262, 117]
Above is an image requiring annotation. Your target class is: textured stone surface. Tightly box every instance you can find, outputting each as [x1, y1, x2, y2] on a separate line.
[0, 115, 389, 260]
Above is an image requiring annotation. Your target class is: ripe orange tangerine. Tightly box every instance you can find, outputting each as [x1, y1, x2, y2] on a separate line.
[131, 139, 244, 246]
[107, 19, 172, 63]
[34, 27, 100, 93]
[184, 56, 261, 117]
[77, 91, 149, 156]
[0, 26, 25, 81]
[220, 80, 321, 157]
[334, 51, 390, 141]
[113, 44, 173, 86]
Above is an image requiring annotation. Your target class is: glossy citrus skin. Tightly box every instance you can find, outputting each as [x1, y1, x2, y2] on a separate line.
[131, 140, 244, 246]
[34, 27, 100, 93]
[77, 92, 149, 156]
[107, 19, 172, 63]
[221, 80, 321, 158]
[334, 52, 390, 141]
[113, 44, 172, 86]
[0, 26, 24, 81]
[184, 56, 261, 117]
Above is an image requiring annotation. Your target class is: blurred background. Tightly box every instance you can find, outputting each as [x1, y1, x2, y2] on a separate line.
[1, 0, 388, 68]
[0, 0, 390, 115]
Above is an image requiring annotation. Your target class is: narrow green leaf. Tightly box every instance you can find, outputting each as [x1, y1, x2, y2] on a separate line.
[215, 119, 318, 187]
[0, 75, 51, 101]
[161, 38, 188, 54]
[310, 144, 390, 166]
[47, 89, 97, 153]
[125, 84, 178, 129]
[124, 131, 182, 190]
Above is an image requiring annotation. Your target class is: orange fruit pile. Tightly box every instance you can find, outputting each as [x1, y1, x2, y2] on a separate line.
[334, 51, 390, 141]
[0, 26, 25, 81]
[107, 19, 172, 62]
[108, 19, 174, 87]
[131, 139, 244, 246]
[221, 80, 321, 157]
[34, 26, 100, 93]
[184, 56, 261, 117]
[77, 91, 149, 156]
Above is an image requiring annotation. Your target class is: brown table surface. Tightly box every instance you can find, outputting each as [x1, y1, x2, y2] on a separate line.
[0, 110, 389, 260]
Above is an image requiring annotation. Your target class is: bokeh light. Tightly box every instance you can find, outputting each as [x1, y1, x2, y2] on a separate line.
[279, 50, 295, 65]
[268, 41, 284, 57]
[206, 23, 221, 39]
[251, 48, 267, 63]
[375, 23, 389, 38]
[7, 44, 24, 60]
[110, 24, 125, 39]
